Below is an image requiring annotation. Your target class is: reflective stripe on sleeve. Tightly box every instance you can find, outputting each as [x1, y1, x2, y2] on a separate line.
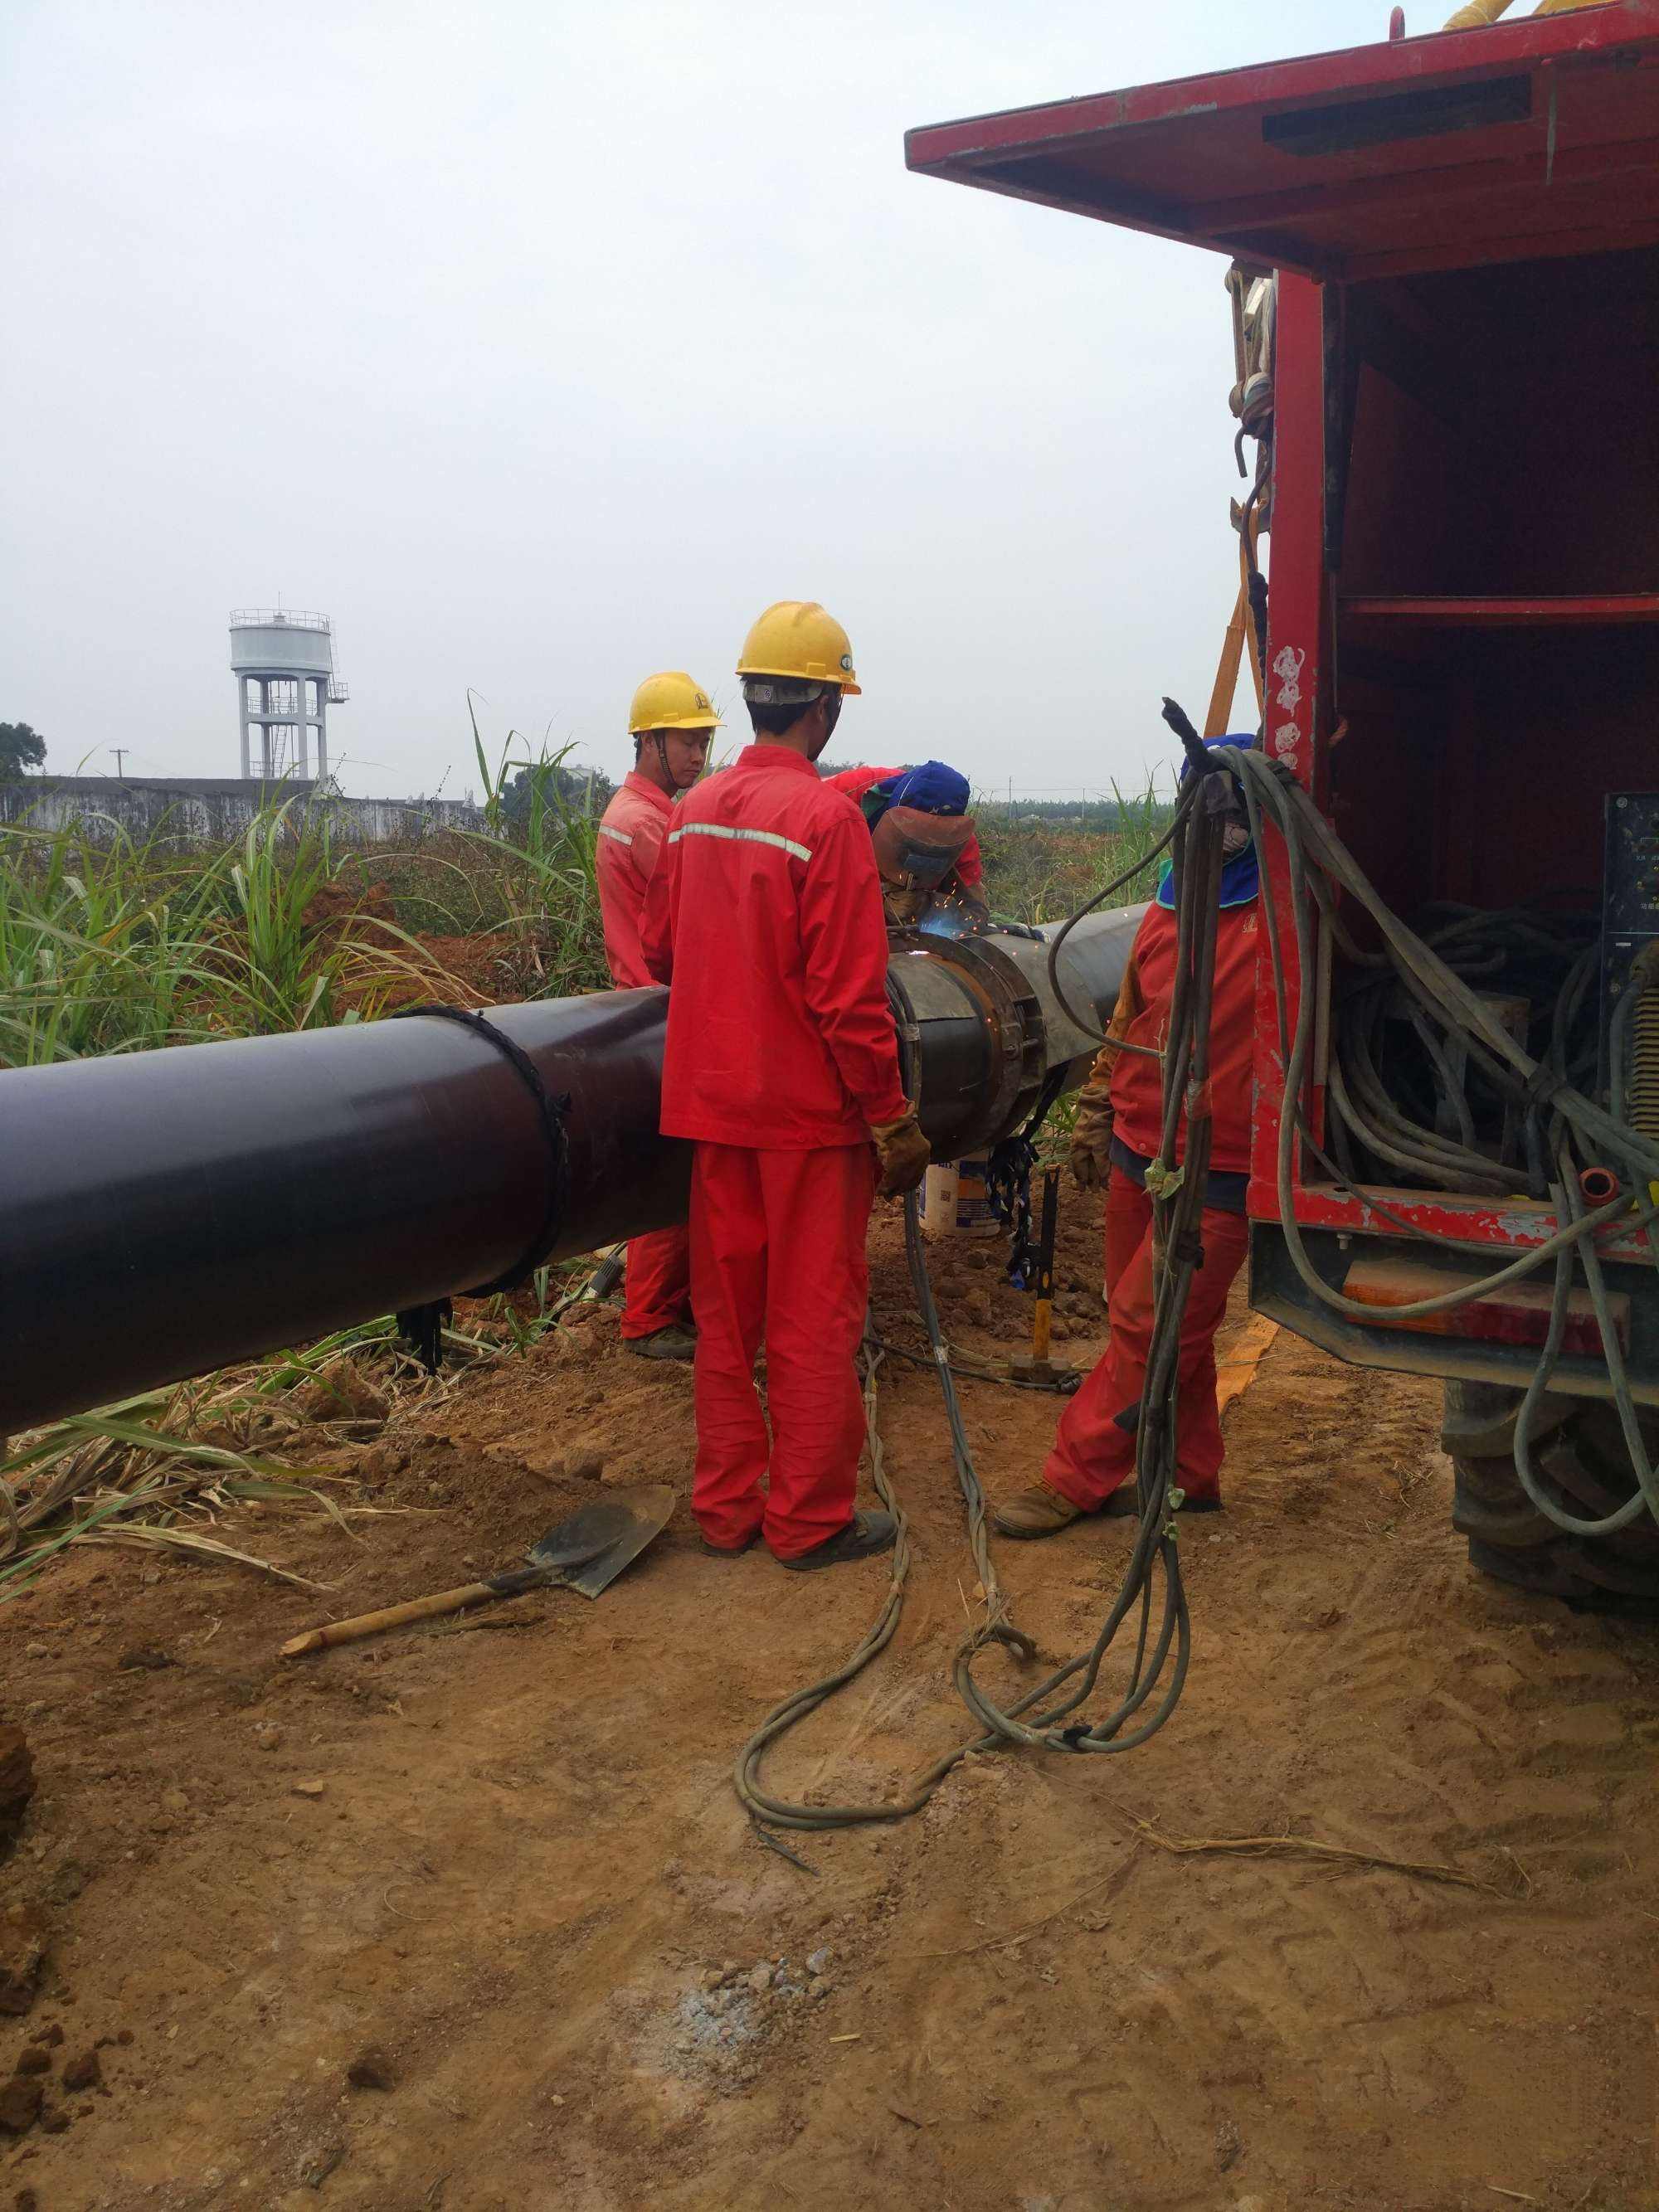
[667, 822, 813, 864]
[597, 825, 634, 846]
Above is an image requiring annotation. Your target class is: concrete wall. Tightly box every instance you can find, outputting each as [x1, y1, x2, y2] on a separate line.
[0, 778, 484, 846]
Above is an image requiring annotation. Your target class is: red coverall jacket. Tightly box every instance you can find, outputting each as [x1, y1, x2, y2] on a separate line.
[595, 770, 674, 989]
[1101, 900, 1259, 1174]
[824, 765, 985, 892]
[593, 767, 691, 1337]
[640, 746, 907, 1144]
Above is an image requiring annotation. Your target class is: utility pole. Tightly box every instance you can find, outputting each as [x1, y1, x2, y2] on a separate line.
[110, 749, 128, 779]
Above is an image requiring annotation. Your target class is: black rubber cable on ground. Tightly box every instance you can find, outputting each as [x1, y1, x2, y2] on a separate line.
[731, 718, 1231, 1830]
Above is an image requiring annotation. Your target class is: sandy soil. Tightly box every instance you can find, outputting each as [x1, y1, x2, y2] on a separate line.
[4, 1201, 1658, 2212]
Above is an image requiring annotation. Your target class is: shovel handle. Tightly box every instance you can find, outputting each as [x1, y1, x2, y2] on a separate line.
[280, 1579, 500, 1657]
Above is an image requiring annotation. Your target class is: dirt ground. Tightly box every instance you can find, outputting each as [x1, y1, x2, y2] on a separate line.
[4, 1199, 1659, 2212]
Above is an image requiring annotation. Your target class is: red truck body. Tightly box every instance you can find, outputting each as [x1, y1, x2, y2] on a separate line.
[908, 3, 1659, 1411]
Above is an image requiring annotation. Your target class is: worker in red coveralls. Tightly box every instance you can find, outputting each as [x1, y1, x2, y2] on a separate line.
[641, 601, 931, 1569]
[595, 671, 720, 1362]
[994, 733, 1260, 1535]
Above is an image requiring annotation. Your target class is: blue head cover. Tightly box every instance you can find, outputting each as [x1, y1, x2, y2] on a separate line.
[1154, 732, 1259, 910]
[879, 761, 971, 816]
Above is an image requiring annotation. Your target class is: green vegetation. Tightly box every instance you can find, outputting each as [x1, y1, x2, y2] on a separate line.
[0, 738, 611, 1071]
[1, 742, 1166, 1071]
[974, 782, 1176, 926]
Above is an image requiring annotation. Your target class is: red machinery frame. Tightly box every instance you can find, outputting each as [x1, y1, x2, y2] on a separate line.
[908, 3, 1659, 1271]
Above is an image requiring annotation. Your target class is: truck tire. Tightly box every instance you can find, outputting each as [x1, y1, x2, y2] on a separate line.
[1442, 1380, 1659, 1612]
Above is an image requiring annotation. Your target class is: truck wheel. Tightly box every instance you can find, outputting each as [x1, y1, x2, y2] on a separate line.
[1442, 1380, 1659, 1613]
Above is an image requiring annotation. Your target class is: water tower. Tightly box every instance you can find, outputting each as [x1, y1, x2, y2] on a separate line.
[229, 608, 349, 782]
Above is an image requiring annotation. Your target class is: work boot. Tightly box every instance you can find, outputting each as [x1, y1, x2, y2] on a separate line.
[625, 1324, 697, 1363]
[992, 1482, 1086, 1539]
[699, 1529, 760, 1558]
[778, 1511, 898, 1573]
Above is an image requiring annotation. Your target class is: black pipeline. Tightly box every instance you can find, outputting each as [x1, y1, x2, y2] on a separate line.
[0, 910, 1141, 1432]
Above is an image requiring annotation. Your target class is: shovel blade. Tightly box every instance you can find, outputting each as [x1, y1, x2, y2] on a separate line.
[527, 1498, 640, 1573]
[555, 1483, 675, 1599]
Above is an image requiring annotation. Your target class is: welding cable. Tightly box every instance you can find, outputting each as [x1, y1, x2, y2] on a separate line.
[732, 780, 1224, 1827]
[934, 756, 1227, 1757]
[1218, 745, 1659, 1536]
[1243, 746, 1659, 1189]
[1327, 1041, 1511, 1194]
[1219, 746, 1511, 1249]
[1331, 910, 1597, 1193]
[1508, 1149, 1659, 1538]
[1404, 1004, 1480, 1151]
[1253, 771, 1656, 1313]
[731, 1348, 931, 1832]
[1044, 778, 1200, 1050]
[861, 1331, 1077, 1393]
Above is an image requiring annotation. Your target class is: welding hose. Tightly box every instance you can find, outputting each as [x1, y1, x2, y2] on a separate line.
[732, 779, 1223, 1827]
[731, 1349, 928, 1832]
[1220, 744, 1659, 1535]
[1246, 747, 1659, 1188]
[941, 758, 1228, 1756]
[1228, 745, 1659, 1315]
[1509, 1152, 1659, 1537]
[1331, 911, 1598, 1194]
[1044, 780, 1199, 1051]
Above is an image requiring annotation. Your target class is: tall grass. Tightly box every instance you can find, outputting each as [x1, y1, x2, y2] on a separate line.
[464, 712, 606, 995]
[0, 798, 461, 1069]
[973, 780, 1176, 926]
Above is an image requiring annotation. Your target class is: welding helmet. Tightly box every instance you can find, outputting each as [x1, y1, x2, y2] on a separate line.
[872, 805, 976, 892]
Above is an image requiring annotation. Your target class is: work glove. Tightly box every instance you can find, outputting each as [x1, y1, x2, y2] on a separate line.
[870, 1110, 931, 1199]
[1068, 1083, 1116, 1191]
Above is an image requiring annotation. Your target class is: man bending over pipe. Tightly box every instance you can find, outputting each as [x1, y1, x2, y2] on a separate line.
[642, 601, 931, 1568]
[596, 672, 721, 1362]
[994, 733, 1260, 1536]
[825, 760, 989, 931]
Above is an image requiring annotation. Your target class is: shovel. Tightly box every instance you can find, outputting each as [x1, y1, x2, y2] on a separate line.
[279, 1484, 675, 1658]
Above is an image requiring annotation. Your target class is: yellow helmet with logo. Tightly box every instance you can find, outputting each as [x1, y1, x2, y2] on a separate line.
[736, 602, 860, 696]
[628, 672, 722, 736]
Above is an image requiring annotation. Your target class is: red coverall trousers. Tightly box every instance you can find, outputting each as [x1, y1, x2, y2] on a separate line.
[621, 1228, 692, 1341]
[689, 1140, 874, 1558]
[1044, 1167, 1249, 1510]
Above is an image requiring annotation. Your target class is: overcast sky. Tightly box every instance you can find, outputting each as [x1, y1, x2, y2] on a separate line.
[4, 1, 1395, 802]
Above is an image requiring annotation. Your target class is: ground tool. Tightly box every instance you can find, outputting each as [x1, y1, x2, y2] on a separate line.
[1010, 1165, 1076, 1388]
[278, 1485, 674, 1656]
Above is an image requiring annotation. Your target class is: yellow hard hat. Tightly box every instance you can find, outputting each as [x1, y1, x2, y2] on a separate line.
[628, 672, 722, 736]
[736, 601, 861, 696]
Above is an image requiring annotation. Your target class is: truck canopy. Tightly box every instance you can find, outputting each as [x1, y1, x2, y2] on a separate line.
[904, 0, 1659, 280]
